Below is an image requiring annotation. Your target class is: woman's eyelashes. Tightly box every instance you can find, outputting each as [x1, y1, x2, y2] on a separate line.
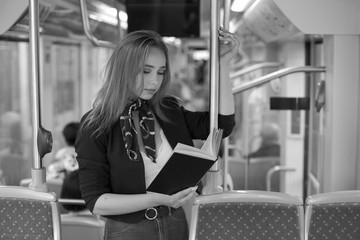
[143, 69, 166, 75]
[157, 70, 165, 75]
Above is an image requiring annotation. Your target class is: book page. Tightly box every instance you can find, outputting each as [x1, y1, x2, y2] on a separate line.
[174, 143, 216, 161]
[200, 128, 223, 157]
[200, 128, 215, 156]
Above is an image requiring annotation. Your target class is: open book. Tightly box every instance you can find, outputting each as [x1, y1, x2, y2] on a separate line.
[147, 128, 223, 195]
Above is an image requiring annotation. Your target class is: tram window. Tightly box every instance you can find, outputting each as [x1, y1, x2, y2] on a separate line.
[0, 41, 33, 186]
[125, 0, 200, 37]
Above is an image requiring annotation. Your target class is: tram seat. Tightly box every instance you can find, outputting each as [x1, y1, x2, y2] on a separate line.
[228, 157, 280, 191]
[189, 190, 304, 240]
[19, 177, 32, 187]
[20, 177, 64, 198]
[0, 185, 61, 239]
[61, 215, 105, 240]
[305, 190, 360, 240]
[21, 177, 70, 214]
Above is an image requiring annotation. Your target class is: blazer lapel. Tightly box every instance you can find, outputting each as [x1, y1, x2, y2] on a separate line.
[157, 118, 178, 149]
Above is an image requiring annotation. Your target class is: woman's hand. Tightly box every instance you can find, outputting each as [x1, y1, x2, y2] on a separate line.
[148, 186, 198, 208]
[219, 27, 241, 64]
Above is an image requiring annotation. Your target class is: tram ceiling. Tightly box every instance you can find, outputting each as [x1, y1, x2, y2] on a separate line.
[231, 0, 360, 43]
[231, 0, 302, 43]
[1, 0, 124, 43]
[6, 0, 357, 46]
[0, 0, 263, 45]
[1, 0, 212, 48]
[3, 0, 359, 45]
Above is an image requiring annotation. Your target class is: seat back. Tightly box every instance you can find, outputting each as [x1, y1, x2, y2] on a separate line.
[20, 178, 63, 197]
[189, 190, 304, 240]
[21, 177, 69, 213]
[0, 186, 61, 240]
[305, 190, 360, 240]
[61, 215, 105, 240]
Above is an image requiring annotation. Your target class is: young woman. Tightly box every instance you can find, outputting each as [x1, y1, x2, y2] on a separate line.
[75, 29, 240, 240]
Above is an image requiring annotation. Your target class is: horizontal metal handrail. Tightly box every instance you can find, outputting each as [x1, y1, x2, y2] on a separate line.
[308, 172, 320, 194]
[232, 66, 326, 94]
[230, 62, 283, 79]
[79, 0, 115, 48]
[58, 198, 86, 205]
[266, 166, 296, 191]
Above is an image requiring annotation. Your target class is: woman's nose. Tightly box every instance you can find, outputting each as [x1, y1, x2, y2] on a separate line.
[149, 73, 161, 85]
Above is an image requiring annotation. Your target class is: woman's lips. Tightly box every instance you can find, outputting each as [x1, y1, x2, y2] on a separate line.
[145, 89, 156, 93]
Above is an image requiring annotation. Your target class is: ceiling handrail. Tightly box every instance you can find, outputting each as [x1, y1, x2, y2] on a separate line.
[79, 0, 115, 48]
[232, 66, 326, 94]
[230, 62, 283, 79]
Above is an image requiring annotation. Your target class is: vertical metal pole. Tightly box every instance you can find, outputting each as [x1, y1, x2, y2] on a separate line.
[29, 0, 48, 192]
[203, 0, 222, 194]
[209, 1, 219, 131]
[224, 0, 231, 29]
[29, 0, 41, 169]
[222, 0, 232, 191]
[116, 5, 123, 40]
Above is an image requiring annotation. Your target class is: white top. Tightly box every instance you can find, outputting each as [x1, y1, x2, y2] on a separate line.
[142, 129, 173, 188]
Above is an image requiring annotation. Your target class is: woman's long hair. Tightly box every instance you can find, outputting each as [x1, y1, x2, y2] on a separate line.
[82, 30, 171, 137]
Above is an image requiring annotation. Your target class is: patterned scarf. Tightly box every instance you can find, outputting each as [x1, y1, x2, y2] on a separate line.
[120, 98, 156, 163]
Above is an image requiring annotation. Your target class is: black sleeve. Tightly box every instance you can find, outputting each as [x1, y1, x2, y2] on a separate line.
[74, 113, 111, 213]
[182, 107, 235, 139]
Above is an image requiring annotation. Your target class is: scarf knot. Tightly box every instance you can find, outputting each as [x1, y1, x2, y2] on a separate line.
[120, 99, 156, 163]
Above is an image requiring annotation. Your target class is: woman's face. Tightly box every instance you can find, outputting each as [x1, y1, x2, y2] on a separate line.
[137, 47, 166, 100]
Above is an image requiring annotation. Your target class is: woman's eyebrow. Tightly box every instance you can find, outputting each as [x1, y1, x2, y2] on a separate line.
[144, 64, 166, 69]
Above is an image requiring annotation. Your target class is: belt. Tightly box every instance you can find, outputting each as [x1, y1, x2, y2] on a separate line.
[144, 206, 172, 220]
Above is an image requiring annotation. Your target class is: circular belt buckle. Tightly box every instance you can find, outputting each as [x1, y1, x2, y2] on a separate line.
[145, 207, 158, 220]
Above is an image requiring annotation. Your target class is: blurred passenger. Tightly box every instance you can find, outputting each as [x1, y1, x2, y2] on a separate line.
[75, 29, 239, 240]
[47, 122, 80, 179]
[247, 123, 280, 158]
[55, 122, 80, 162]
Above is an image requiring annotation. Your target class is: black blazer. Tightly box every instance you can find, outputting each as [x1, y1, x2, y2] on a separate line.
[75, 97, 235, 223]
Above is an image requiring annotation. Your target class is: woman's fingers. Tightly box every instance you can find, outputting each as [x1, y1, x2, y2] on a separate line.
[176, 186, 197, 198]
[169, 186, 198, 208]
[219, 27, 241, 61]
